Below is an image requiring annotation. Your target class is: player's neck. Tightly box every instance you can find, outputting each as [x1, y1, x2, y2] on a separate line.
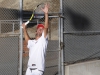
[35, 33, 42, 40]
[35, 36, 41, 40]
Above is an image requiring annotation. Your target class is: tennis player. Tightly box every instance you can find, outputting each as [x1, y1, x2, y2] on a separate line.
[22, 3, 49, 75]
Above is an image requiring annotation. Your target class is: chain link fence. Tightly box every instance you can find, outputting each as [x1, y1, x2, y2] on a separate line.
[0, 0, 61, 75]
[0, 0, 21, 75]
[0, 35, 19, 75]
[63, 0, 100, 65]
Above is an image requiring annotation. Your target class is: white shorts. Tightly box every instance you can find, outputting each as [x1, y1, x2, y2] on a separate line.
[25, 68, 43, 75]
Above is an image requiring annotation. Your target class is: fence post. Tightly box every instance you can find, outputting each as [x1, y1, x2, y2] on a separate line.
[19, 0, 23, 75]
[60, 0, 64, 75]
[0, 21, 1, 34]
[13, 23, 14, 33]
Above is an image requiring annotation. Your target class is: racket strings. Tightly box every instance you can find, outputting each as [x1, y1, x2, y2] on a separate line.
[35, 3, 45, 13]
[28, 3, 45, 22]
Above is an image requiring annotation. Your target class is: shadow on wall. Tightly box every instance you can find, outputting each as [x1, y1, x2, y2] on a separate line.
[66, 8, 91, 31]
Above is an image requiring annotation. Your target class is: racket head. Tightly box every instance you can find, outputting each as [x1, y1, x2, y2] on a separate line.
[34, 3, 45, 19]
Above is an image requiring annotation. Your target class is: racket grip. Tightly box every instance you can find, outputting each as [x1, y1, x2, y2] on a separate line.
[25, 21, 29, 25]
[21, 21, 29, 28]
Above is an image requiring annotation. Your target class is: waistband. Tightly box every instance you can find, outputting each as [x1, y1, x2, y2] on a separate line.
[28, 64, 37, 68]
[28, 68, 43, 72]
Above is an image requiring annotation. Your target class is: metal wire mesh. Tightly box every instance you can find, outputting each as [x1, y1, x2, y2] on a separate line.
[23, 0, 60, 13]
[63, 0, 100, 32]
[0, 0, 20, 75]
[0, 0, 20, 20]
[64, 34, 100, 64]
[63, 0, 100, 64]
[0, 0, 60, 75]
[0, 35, 19, 75]
[44, 51, 59, 75]
[0, 20, 20, 34]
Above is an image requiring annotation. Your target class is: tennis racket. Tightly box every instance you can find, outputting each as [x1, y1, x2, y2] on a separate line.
[22, 3, 45, 28]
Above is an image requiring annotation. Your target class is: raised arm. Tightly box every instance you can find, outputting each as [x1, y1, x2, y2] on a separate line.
[22, 23, 30, 44]
[42, 3, 49, 38]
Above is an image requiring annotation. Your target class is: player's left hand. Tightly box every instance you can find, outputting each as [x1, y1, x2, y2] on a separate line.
[41, 3, 49, 14]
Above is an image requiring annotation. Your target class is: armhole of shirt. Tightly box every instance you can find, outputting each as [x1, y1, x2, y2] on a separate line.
[27, 40, 32, 48]
[42, 30, 48, 40]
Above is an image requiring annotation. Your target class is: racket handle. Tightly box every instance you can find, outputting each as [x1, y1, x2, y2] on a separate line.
[21, 21, 29, 28]
[25, 21, 29, 25]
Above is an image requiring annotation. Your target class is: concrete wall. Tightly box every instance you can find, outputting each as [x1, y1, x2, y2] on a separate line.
[65, 60, 100, 75]
[23, 0, 60, 12]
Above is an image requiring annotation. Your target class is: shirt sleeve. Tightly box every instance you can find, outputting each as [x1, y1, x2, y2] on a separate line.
[27, 40, 32, 48]
[41, 31, 48, 40]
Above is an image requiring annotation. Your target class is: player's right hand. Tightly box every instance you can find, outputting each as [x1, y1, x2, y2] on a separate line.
[22, 23, 26, 29]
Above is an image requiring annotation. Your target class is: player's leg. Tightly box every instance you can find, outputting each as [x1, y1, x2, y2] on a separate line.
[31, 69, 43, 75]
[26, 68, 32, 75]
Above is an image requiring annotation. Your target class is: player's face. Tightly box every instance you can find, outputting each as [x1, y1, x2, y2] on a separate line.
[36, 27, 44, 36]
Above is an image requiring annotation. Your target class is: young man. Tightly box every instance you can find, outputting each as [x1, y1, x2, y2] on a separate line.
[22, 3, 49, 75]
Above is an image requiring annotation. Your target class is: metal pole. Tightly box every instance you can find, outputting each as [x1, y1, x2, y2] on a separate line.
[60, 0, 64, 75]
[61, 16, 64, 75]
[0, 21, 1, 34]
[12, 23, 14, 33]
[58, 17, 61, 75]
[19, 0, 23, 75]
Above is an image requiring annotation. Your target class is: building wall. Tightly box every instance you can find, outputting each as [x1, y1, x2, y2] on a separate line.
[65, 60, 100, 75]
[23, 0, 60, 12]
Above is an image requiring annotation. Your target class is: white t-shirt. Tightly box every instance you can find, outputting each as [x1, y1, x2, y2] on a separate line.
[27, 31, 48, 71]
